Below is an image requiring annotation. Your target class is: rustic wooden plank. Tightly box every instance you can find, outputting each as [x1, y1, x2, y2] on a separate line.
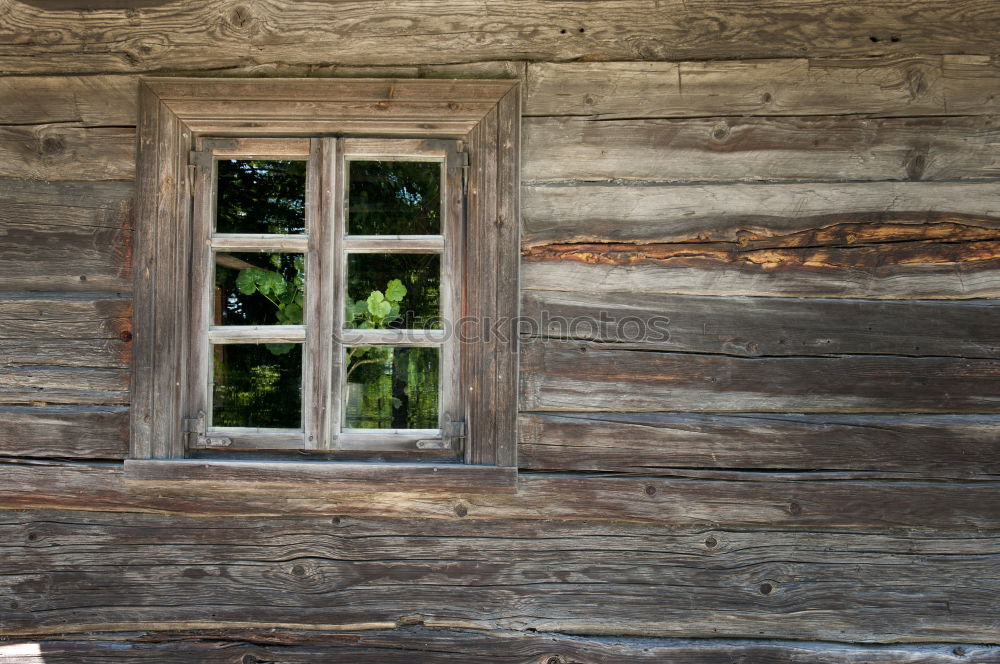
[0, 75, 136, 125]
[520, 291, 1000, 358]
[1, 1, 998, 74]
[0, 295, 131, 369]
[0, 125, 134, 181]
[519, 412, 1000, 478]
[3, 461, 1000, 531]
[526, 56, 1000, 118]
[522, 253, 1000, 300]
[523, 181, 1000, 248]
[3, 632, 997, 663]
[0, 406, 127, 459]
[523, 181, 1000, 299]
[0, 179, 132, 292]
[523, 116, 1000, 183]
[520, 340, 1000, 413]
[125, 460, 517, 493]
[0, 367, 129, 406]
[0, 63, 524, 128]
[2, 511, 999, 641]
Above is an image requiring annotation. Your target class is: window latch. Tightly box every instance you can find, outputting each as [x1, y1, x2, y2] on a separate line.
[184, 411, 233, 448]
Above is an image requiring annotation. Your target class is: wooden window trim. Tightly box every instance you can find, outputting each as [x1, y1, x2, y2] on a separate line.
[128, 77, 520, 492]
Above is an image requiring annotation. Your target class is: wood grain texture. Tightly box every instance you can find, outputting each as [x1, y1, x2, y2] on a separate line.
[2, 511, 1000, 641]
[0, 295, 131, 369]
[3, 461, 1000, 530]
[525, 56, 1000, 118]
[518, 412, 1000, 478]
[0, 178, 132, 292]
[0, 406, 127, 458]
[1, 1, 999, 74]
[523, 182, 1000, 299]
[521, 290, 1000, 358]
[523, 181, 1000, 248]
[520, 340, 1000, 413]
[523, 115, 1000, 183]
[0, 367, 129, 406]
[3, 632, 997, 663]
[0, 125, 135, 181]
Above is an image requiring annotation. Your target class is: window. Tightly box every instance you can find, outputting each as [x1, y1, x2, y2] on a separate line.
[126, 78, 519, 491]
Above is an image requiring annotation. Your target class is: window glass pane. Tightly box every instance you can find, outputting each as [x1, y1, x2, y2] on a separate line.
[216, 159, 306, 234]
[348, 160, 440, 235]
[345, 254, 440, 329]
[344, 346, 439, 429]
[215, 252, 305, 326]
[212, 343, 302, 428]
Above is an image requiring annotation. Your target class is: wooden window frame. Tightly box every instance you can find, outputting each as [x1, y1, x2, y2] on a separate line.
[126, 77, 520, 492]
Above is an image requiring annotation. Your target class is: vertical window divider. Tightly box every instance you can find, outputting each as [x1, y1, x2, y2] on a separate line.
[328, 137, 346, 450]
[187, 138, 214, 444]
[304, 137, 336, 450]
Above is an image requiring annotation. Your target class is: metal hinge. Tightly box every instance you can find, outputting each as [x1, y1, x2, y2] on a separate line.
[183, 410, 232, 448]
[415, 418, 466, 450]
[458, 147, 470, 193]
[188, 149, 212, 169]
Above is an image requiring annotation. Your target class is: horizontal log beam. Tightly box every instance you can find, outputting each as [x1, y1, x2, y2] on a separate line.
[2, 631, 997, 662]
[0, 1, 998, 73]
[2, 461, 999, 530]
[520, 340, 1000, 413]
[519, 412, 1000, 478]
[523, 116, 1000, 183]
[525, 56, 1000, 118]
[2, 511, 999, 641]
[0, 405, 128, 459]
[0, 179, 132, 292]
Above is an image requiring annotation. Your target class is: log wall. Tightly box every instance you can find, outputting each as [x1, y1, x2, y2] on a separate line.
[0, 2, 998, 661]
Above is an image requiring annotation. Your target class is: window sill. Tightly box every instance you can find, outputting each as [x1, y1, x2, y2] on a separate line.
[123, 459, 517, 493]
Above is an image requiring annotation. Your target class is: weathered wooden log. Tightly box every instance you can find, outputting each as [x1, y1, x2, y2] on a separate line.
[1, 1, 998, 73]
[0, 125, 135, 181]
[2, 511, 999, 641]
[0, 406, 128, 459]
[3, 631, 996, 663]
[0, 178, 132, 292]
[520, 340, 1000, 413]
[2, 461, 999, 530]
[520, 290, 1000, 358]
[519, 412, 1000, 478]
[525, 56, 1000, 118]
[523, 116, 1000, 183]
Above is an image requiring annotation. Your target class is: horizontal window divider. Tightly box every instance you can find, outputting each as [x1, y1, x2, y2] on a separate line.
[193, 430, 306, 450]
[208, 325, 306, 344]
[212, 234, 310, 252]
[343, 235, 444, 253]
[338, 430, 447, 451]
[339, 329, 446, 346]
[124, 459, 518, 493]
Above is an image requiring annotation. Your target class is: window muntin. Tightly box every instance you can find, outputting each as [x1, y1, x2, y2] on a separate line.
[187, 137, 463, 456]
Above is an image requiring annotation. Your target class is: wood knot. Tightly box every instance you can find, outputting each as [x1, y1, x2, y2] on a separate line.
[704, 536, 717, 548]
[291, 565, 306, 577]
[119, 330, 133, 343]
[787, 501, 803, 516]
[40, 136, 66, 156]
[454, 503, 468, 517]
[644, 485, 656, 496]
[759, 582, 774, 595]
[760, 92, 774, 104]
[711, 123, 730, 141]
